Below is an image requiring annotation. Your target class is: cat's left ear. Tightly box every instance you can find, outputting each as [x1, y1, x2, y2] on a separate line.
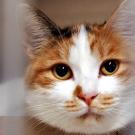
[105, 0, 135, 43]
[19, 3, 60, 58]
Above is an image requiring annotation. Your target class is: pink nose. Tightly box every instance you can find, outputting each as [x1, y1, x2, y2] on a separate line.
[77, 91, 98, 105]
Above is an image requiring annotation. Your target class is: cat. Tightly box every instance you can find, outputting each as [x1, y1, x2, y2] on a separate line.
[21, 0, 135, 134]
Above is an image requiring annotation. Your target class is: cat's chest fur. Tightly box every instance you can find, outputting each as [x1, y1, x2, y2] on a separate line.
[26, 117, 122, 135]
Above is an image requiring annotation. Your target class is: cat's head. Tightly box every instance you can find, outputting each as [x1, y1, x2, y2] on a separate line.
[22, 0, 135, 134]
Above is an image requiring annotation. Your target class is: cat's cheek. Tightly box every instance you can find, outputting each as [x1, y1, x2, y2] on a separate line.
[96, 76, 123, 113]
[51, 81, 90, 117]
[52, 80, 76, 100]
[63, 100, 89, 118]
[98, 76, 123, 94]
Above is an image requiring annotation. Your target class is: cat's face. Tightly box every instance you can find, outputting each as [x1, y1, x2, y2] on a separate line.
[22, 0, 135, 134]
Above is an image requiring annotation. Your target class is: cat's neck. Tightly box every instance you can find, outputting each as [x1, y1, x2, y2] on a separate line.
[25, 117, 122, 135]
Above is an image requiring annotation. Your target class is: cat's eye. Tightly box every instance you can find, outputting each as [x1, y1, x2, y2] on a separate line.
[52, 64, 72, 80]
[100, 59, 119, 76]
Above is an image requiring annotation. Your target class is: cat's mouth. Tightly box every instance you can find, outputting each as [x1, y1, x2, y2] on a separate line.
[79, 109, 102, 120]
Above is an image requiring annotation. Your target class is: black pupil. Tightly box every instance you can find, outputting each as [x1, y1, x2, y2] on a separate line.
[55, 64, 69, 77]
[104, 60, 117, 73]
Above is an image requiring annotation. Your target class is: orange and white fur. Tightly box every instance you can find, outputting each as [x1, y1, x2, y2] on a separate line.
[22, 0, 135, 134]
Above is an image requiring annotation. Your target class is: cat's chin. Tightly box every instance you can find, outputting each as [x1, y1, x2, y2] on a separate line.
[78, 111, 103, 121]
[41, 115, 115, 135]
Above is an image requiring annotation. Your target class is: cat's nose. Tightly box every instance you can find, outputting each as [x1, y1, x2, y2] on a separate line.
[77, 91, 98, 105]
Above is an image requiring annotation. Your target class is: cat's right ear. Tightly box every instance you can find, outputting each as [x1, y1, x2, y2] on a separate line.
[19, 3, 60, 58]
[105, 0, 135, 45]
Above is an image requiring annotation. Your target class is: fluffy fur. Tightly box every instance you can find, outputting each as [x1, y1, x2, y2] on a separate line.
[21, 0, 135, 134]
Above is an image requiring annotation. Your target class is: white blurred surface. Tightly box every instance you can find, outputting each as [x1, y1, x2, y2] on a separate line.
[0, 78, 25, 116]
[2, 0, 25, 81]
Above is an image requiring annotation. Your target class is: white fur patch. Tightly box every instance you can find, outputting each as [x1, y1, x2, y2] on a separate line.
[69, 25, 99, 94]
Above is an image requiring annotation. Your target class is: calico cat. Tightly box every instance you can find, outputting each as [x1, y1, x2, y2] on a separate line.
[21, 0, 135, 134]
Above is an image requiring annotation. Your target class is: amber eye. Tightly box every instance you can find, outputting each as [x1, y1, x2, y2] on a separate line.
[52, 64, 72, 80]
[100, 60, 119, 75]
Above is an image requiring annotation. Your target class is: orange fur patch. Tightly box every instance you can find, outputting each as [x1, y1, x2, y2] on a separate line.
[89, 25, 135, 81]
[73, 85, 83, 97]
[26, 37, 73, 89]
